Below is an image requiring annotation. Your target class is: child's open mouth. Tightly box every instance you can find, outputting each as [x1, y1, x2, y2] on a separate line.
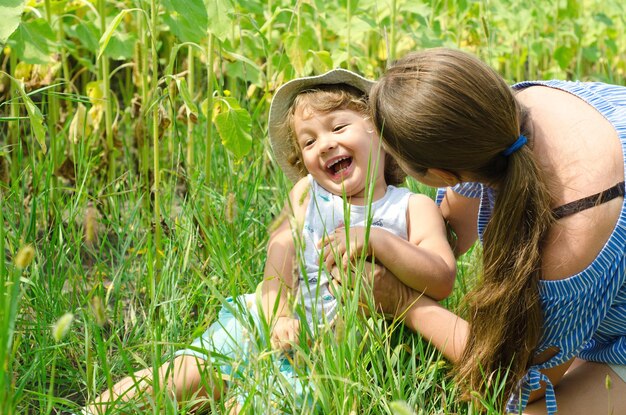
[326, 156, 353, 177]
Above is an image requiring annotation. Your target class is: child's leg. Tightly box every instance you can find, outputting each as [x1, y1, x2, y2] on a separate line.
[86, 355, 224, 414]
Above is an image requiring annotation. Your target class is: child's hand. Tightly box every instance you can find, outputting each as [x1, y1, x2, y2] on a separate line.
[271, 316, 300, 352]
[318, 226, 372, 271]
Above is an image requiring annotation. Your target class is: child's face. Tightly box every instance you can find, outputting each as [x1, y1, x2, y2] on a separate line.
[293, 105, 387, 200]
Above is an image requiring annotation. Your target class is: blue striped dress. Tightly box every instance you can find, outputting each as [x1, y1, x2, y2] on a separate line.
[436, 80, 626, 415]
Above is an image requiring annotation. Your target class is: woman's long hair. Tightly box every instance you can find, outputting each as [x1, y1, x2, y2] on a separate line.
[370, 48, 554, 402]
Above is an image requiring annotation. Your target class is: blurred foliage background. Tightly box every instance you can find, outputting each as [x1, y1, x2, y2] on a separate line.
[0, 0, 624, 413]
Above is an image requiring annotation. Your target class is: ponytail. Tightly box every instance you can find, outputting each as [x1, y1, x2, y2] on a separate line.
[455, 132, 554, 403]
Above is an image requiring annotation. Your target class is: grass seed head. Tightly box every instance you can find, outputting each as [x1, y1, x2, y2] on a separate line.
[210, 275, 221, 285]
[225, 192, 237, 223]
[52, 312, 74, 342]
[91, 296, 107, 327]
[299, 183, 310, 205]
[334, 313, 345, 344]
[68, 103, 90, 144]
[84, 204, 99, 247]
[389, 401, 416, 415]
[469, 390, 483, 403]
[14, 244, 35, 269]
[158, 104, 171, 140]
[267, 209, 288, 234]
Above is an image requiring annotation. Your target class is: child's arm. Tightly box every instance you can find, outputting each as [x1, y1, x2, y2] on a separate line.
[260, 177, 310, 350]
[321, 194, 456, 300]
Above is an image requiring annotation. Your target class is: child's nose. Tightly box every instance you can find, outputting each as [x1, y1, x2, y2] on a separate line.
[319, 134, 338, 153]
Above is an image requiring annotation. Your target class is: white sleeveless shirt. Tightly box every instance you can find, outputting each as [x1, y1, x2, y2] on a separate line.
[297, 175, 413, 328]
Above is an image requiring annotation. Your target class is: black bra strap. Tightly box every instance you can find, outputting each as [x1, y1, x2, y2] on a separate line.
[552, 181, 625, 220]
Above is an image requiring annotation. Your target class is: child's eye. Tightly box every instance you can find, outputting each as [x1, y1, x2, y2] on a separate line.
[333, 124, 348, 132]
[301, 138, 315, 148]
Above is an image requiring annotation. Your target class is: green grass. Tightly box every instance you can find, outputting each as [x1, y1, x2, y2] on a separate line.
[1, 0, 625, 413]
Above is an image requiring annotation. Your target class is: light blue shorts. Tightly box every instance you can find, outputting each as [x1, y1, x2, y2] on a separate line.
[175, 294, 310, 410]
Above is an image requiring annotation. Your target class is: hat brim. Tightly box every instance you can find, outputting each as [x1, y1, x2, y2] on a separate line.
[268, 69, 375, 183]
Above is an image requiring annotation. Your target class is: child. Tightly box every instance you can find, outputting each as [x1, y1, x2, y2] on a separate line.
[85, 69, 456, 414]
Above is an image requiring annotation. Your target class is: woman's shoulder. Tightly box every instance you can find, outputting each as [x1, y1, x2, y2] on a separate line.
[512, 79, 623, 93]
[514, 80, 626, 116]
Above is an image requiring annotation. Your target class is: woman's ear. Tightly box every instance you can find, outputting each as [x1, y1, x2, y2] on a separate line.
[427, 168, 463, 186]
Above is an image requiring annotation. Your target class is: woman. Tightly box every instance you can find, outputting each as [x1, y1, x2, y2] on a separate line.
[365, 48, 626, 414]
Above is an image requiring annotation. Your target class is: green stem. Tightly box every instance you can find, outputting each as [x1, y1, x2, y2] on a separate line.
[59, 15, 72, 113]
[203, 33, 215, 253]
[1, 247, 29, 414]
[0, 204, 9, 410]
[390, 0, 397, 62]
[186, 45, 194, 171]
[43, 0, 59, 221]
[139, 9, 150, 217]
[98, 0, 115, 183]
[45, 351, 57, 415]
[266, 0, 273, 85]
[296, 3, 301, 41]
[151, 0, 161, 273]
[205, 34, 215, 187]
[93, 324, 112, 409]
[43, 0, 52, 21]
[9, 52, 19, 181]
[84, 325, 93, 394]
[346, 0, 351, 67]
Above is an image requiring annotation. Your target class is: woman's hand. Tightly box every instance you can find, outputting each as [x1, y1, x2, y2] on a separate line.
[331, 261, 468, 362]
[330, 261, 420, 320]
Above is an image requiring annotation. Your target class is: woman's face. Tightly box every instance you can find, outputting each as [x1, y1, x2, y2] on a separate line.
[393, 156, 461, 188]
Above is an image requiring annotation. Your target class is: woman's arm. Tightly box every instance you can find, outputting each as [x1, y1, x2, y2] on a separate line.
[334, 262, 467, 362]
[439, 188, 480, 256]
[376, 264, 467, 362]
